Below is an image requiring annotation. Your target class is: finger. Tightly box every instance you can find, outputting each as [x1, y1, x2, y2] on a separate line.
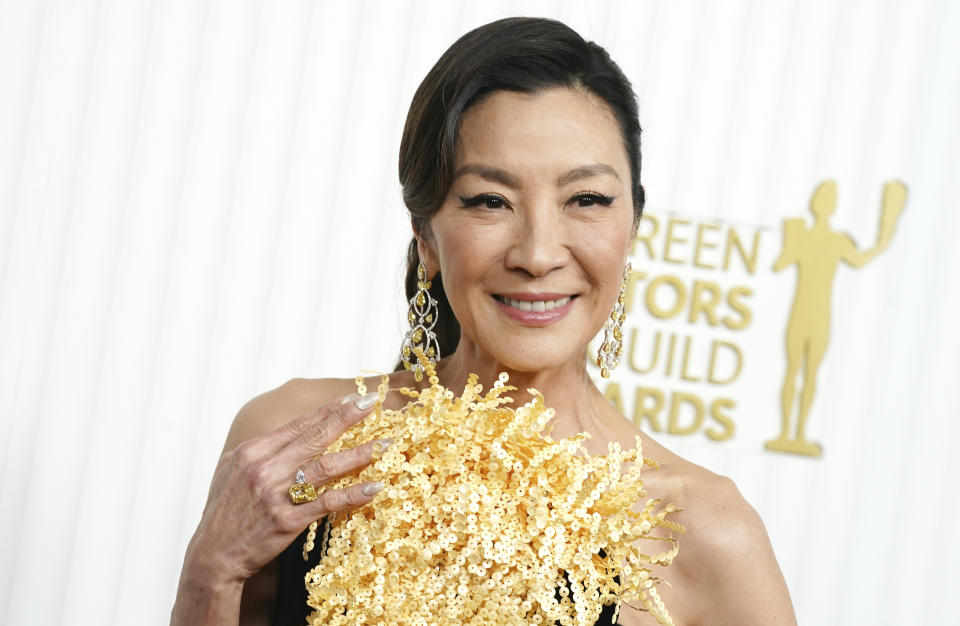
[305, 438, 393, 486]
[286, 481, 385, 532]
[311, 481, 386, 517]
[271, 392, 380, 459]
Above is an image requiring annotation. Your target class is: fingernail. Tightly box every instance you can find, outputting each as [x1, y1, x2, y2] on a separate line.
[362, 481, 385, 496]
[339, 393, 359, 405]
[354, 392, 379, 410]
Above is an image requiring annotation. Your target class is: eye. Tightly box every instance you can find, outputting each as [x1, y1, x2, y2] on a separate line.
[459, 194, 510, 210]
[570, 192, 615, 208]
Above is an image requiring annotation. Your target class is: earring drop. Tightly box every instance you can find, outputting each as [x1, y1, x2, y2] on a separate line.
[400, 262, 441, 381]
[597, 262, 630, 378]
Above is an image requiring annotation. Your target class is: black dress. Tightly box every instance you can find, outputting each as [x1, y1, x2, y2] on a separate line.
[271, 520, 620, 625]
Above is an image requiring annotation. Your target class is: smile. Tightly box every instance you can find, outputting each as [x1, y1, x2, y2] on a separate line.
[495, 295, 572, 311]
[492, 293, 578, 326]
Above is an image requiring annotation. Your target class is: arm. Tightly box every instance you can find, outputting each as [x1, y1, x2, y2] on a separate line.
[171, 540, 246, 624]
[773, 219, 803, 272]
[839, 233, 882, 268]
[772, 248, 793, 273]
[842, 181, 907, 268]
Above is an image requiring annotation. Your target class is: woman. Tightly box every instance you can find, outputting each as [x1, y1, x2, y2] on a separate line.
[172, 17, 797, 626]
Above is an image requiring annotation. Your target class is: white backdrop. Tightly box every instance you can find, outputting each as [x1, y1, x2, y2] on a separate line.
[1, 1, 958, 624]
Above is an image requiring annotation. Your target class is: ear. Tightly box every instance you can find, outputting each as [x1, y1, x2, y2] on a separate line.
[412, 219, 440, 279]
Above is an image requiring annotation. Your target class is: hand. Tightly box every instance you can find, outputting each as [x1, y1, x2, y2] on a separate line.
[878, 180, 907, 248]
[185, 392, 386, 584]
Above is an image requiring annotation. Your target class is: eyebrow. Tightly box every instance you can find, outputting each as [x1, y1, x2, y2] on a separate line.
[556, 163, 621, 185]
[452, 163, 621, 188]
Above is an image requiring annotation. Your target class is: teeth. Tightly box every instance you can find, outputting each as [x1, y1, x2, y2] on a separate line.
[501, 296, 572, 312]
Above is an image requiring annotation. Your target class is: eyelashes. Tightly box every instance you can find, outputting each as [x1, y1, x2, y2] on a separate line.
[457, 191, 615, 210]
[459, 194, 510, 210]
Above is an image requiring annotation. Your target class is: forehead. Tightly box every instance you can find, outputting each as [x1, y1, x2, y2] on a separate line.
[454, 87, 628, 176]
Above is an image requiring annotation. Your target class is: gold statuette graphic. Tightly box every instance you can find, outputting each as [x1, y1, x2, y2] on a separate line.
[766, 180, 907, 456]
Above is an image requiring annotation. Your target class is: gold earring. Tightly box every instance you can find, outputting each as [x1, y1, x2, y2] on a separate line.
[597, 262, 630, 378]
[400, 262, 440, 382]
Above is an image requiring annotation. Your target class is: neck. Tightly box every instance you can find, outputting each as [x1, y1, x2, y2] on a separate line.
[432, 340, 610, 441]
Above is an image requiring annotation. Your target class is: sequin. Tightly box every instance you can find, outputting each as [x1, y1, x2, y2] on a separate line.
[302, 350, 683, 625]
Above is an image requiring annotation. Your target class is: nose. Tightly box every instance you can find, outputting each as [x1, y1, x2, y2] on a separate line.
[503, 202, 569, 277]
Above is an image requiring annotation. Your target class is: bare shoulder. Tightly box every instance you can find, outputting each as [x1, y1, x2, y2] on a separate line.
[669, 463, 769, 568]
[222, 376, 363, 453]
[224, 366, 422, 453]
[647, 451, 797, 626]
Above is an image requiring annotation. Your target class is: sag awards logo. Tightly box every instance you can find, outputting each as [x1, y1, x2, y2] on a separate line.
[592, 180, 907, 458]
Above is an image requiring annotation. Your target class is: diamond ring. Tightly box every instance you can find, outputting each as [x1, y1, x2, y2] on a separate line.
[288, 466, 317, 504]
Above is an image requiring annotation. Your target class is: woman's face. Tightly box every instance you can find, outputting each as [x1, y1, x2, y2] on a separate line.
[418, 87, 635, 373]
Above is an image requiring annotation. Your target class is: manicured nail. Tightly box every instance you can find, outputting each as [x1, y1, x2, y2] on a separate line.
[339, 393, 360, 405]
[362, 481, 385, 496]
[354, 392, 379, 410]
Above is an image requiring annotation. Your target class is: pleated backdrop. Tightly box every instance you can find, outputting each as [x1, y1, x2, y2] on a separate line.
[1, 1, 958, 624]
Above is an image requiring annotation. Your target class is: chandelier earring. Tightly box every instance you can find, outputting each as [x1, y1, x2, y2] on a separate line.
[597, 262, 631, 378]
[400, 262, 441, 382]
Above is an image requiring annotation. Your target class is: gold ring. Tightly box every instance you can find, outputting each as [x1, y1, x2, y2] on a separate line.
[288, 466, 317, 504]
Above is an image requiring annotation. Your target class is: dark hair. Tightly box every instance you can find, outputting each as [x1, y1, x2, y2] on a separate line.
[396, 16, 645, 370]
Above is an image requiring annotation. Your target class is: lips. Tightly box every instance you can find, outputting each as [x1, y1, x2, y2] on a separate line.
[496, 295, 573, 312]
[492, 293, 578, 326]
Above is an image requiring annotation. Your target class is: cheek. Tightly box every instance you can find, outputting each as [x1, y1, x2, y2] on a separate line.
[577, 220, 632, 267]
[433, 220, 508, 280]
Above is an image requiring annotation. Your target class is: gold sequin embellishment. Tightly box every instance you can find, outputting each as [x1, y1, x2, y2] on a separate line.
[304, 352, 684, 625]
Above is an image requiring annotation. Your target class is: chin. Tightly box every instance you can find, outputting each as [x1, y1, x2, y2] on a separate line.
[486, 340, 580, 374]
